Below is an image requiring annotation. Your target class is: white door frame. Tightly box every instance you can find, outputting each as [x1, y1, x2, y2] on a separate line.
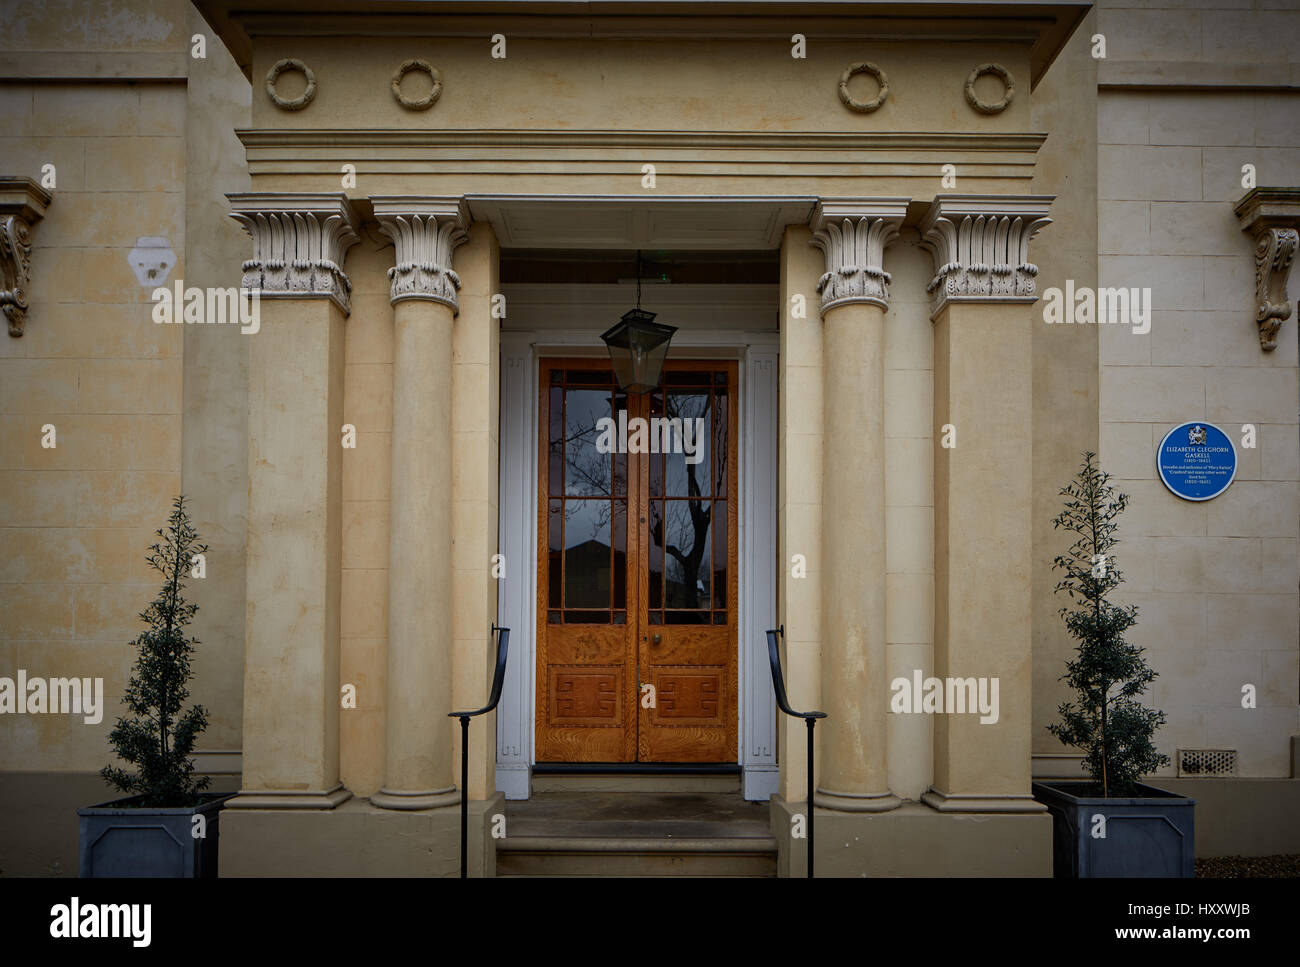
[496, 320, 779, 801]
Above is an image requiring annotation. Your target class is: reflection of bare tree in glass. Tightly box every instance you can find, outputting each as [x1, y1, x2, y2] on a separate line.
[651, 393, 715, 610]
[554, 390, 622, 530]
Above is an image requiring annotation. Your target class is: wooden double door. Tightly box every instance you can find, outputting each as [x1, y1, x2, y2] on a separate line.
[536, 358, 738, 763]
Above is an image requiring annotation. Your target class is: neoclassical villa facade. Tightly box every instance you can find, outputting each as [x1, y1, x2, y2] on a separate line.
[1, 0, 1298, 877]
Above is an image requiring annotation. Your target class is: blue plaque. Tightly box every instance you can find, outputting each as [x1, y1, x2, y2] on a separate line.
[1156, 422, 1237, 501]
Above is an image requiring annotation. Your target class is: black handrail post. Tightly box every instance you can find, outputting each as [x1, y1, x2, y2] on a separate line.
[458, 713, 470, 878]
[806, 715, 816, 879]
[766, 624, 825, 879]
[448, 624, 510, 879]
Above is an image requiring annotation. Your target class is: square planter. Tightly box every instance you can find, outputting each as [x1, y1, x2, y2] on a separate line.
[1033, 781, 1195, 878]
[77, 792, 235, 878]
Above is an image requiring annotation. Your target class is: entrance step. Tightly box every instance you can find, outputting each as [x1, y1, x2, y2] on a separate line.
[496, 791, 776, 877]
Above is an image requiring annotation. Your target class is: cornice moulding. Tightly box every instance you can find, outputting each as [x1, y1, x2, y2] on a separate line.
[236, 128, 1050, 154]
[0, 176, 52, 338]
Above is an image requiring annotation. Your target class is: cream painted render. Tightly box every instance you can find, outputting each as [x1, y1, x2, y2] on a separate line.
[1, 0, 1298, 876]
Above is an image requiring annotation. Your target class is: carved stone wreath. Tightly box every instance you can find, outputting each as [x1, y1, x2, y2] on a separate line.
[266, 58, 317, 111]
[392, 59, 442, 111]
[964, 63, 1015, 114]
[838, 62, 890, 113]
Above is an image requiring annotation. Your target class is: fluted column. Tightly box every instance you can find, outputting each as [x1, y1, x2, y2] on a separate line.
[810, 198, 908, 812]
[919, 194, 1052, 813]
[226, 192, 359, 809]
[370, 197, 468, 810]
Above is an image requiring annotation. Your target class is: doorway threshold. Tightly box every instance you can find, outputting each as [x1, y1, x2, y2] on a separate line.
[533, 763, 742, 775]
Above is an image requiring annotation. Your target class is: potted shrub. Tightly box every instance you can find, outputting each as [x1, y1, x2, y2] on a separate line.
[1033, 452, 1195, 878]
[78, 495, 234, 877]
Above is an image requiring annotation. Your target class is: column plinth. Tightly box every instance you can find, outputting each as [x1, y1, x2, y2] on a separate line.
[371, 197, 468, 811]
[810, 198, 907, 813]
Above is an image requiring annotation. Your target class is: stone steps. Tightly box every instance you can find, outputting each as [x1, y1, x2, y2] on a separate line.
[496, 790, 776, 877]
[496, 836, 778, 877]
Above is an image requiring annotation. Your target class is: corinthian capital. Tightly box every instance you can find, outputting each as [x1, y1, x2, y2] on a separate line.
[227, 192, 360, 315]
[1, 177, 52, 337]
[371, 196, 469, 312]
[918, 195, 1053, 317]
[809, 198, 909, 312]
[1234, 187, 1300, 352]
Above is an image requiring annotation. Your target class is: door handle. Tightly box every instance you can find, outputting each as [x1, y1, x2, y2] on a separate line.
[652, 633, 662, 645]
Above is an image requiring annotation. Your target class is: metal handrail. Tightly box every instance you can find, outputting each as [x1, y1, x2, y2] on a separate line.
[766, 625, 826, 878]
[447, 624, 510, 878]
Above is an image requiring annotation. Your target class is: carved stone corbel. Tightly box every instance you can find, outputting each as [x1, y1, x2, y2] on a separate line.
[1234, 187, 1300, 352]
[1, 177, 52, 337]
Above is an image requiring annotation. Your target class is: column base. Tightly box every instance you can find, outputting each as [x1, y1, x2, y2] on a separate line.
[921, 788, 1048, 813]
[370, 786, 461, 811]
[814, 787, 902, 812]
[224, 783, 352, 810]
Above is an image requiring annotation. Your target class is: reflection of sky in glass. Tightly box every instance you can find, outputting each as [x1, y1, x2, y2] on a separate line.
[565, 389, 610, 496]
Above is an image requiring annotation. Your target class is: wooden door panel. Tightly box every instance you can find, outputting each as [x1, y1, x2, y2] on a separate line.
[536, 358, 737, 764]
[536, 361, 636, 762]
[637, 362, 738, 763]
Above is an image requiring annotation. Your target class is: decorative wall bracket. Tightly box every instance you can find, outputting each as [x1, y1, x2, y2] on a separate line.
[1, 176, 52, 337]
[227, 192, 360, 315]
[371, 196, 469, 312]
[1234, 187, 1300, 352]
[809, 197, 910, 312]
[918, 194, 1053, 318]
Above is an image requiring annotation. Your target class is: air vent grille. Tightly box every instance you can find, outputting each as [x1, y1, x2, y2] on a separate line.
[1177, 748, 1237, 777]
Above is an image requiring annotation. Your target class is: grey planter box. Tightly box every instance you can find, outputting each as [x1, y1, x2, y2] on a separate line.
[1033, 781, 1195, 878]
[77, 793, 235, 878]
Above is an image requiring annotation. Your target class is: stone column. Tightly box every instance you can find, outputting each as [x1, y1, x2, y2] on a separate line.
[918, 194, 1052, 813]
[370, 197, 468, 810]
[776, 223, 824, 807]
[226, 192, 358, 809]
[810, 198, 908, 812]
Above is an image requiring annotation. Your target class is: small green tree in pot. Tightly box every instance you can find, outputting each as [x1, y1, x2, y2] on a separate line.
[78, 495, 233, 877]
[101, 494, 211, 806]
[1048, 451, 1168, 795]
[1033, 452, 1194, 877]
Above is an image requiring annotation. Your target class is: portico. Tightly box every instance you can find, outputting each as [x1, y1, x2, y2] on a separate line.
[204, 0, 1084, 876]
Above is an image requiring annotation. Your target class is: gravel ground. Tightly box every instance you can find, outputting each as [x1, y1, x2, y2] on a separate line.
[1196, 854, 1300, 877]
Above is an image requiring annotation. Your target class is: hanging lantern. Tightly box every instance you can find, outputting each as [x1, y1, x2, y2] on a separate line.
[600, 251, 677, 393]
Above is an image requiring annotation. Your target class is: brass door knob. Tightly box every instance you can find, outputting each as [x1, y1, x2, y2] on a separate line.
[652, 633, 662, 645]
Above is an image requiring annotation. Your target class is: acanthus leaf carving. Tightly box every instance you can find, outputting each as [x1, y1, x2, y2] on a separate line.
[809, 198, 909, 312]
[1235, 188, 1300, 352]
[227, 193, 360, 315]
[918, 195, 1053, 317]
[0, 177, 51, 338]
[372, 198, 469, 311]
